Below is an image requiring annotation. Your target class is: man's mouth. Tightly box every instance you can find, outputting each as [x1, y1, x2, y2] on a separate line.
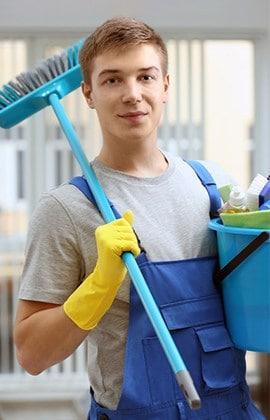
[117, 111, 148, 123]
[119, 111, 147, 117]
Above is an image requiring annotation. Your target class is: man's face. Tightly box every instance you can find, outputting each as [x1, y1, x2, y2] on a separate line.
[82, 44, 169, 145]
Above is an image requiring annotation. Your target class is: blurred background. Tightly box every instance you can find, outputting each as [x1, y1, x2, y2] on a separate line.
[0, 0, 269, 419]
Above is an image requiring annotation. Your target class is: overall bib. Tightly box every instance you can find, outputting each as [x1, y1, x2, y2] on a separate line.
[70, 161, 265, 420]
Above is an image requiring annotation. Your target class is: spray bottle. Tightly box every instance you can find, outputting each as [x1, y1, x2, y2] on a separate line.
[219, 185, 248, 214]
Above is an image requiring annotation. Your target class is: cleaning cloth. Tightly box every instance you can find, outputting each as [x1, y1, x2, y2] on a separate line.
[220, 210, 270, 229]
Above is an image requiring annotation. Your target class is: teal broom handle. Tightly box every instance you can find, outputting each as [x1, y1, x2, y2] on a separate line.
[48, 92, 201, 409]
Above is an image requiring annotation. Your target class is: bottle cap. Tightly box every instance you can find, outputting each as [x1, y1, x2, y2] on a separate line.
[229, 186, 246, 208]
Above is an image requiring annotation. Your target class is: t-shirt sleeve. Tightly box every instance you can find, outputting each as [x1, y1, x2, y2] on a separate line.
[19, 193, 84, 304]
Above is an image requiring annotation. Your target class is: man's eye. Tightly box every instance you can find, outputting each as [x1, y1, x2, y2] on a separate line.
[141, 75, 154, 81]
[106, 78, 119, 85]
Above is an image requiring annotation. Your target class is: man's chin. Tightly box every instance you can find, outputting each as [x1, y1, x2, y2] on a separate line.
[116, 125, 153, 140]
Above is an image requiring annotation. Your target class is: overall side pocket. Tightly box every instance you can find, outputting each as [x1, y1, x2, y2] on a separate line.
[195, 324, 240, 393]
[142, 294, 226, 405]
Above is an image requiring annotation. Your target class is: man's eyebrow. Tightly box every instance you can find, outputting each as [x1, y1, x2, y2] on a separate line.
[98, 69, 119, 78]
[97, 66, 160, 78]
[138, 66, 160, 73]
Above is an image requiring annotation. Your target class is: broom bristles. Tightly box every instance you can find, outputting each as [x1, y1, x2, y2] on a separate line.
[0, 39, 84, 110]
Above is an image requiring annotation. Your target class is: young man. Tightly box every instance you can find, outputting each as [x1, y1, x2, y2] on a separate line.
[14, 17, 264, 419]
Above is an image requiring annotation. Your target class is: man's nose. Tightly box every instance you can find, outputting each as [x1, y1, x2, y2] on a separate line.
[122, 80, 142, 104]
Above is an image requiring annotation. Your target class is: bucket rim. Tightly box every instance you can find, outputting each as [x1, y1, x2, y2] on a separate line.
[209, 217, 270, 236]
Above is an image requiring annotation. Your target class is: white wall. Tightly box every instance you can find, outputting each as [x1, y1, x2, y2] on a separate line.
[252, 0, 270, 174]
[0, 0, 267, 35]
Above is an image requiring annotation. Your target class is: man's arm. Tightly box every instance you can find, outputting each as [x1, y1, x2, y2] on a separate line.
[14, 299, 89, 375]
[14, 210, 140, 375]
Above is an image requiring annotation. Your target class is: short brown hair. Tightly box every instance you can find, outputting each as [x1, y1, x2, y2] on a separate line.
[79, 17, 168, 84]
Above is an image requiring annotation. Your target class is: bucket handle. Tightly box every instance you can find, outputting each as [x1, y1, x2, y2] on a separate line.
[215, 231, 270, 284]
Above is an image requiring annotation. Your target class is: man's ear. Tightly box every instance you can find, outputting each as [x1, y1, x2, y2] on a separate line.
[162, 74, 170, 104]
[81, 82, 95, 109]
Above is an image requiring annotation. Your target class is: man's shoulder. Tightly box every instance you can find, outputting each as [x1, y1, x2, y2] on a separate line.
[197, 160, 236, 188]
[40, 180, 92, 209]
[32, 179, 99, 224]
[164, 153, 236, 188]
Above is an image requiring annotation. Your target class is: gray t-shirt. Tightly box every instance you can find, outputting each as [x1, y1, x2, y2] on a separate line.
[19, 152, 234, 409]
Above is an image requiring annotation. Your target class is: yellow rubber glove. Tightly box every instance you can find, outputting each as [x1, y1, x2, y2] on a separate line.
[63, 210, 140, 330]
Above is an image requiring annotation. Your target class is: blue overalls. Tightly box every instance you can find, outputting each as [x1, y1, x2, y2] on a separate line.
[69, 161, 265, 420]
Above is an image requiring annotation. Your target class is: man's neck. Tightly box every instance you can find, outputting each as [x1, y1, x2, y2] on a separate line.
[97, 145, 168, 178]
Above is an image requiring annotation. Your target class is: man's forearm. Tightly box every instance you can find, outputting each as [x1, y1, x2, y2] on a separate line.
[14, 305, 89, 375]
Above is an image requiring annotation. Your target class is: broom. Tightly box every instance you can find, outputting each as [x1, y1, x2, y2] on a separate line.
[0, 40, 200, 409]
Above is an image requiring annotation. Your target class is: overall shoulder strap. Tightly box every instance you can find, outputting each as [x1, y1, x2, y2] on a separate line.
[69, 175, 147, 257]
[186, 160, 221, 218]
[69, 176, 122, 219]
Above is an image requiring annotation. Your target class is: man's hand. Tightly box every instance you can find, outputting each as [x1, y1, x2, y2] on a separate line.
[63, 210, 140, 330]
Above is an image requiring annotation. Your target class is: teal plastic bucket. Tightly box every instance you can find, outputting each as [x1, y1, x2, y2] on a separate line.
[209, 218, 270, 352]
